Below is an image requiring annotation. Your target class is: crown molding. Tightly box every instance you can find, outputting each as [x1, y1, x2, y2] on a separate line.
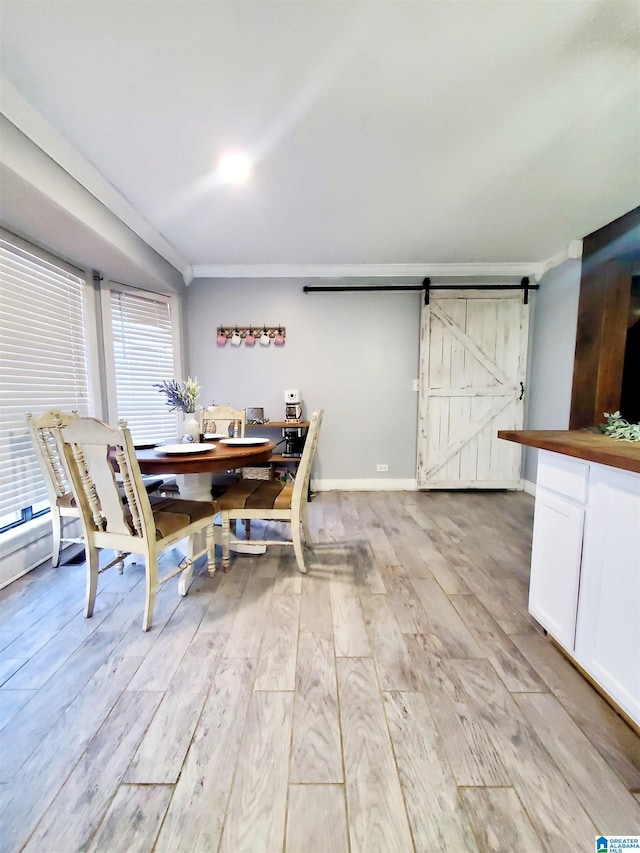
[192, 262, 543, 280]
[538, 240, 583, 277]
[0, 76, 190, 279]
[182, 265, 195, 287]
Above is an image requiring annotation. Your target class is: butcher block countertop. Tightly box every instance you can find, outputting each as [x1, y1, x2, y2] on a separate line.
[498, 429, 640, 475]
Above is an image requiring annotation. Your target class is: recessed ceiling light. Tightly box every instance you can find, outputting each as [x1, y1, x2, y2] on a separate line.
[218, 150, 252, 185]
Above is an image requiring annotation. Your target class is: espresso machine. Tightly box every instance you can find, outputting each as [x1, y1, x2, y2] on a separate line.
[283, 389, 305, 457]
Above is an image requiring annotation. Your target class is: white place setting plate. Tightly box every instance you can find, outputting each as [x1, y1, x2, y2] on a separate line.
[156, 443, 216, 455]
[134, 441, 158, 449]
[219, 437, 271, 446]
[203, 433, 228, 440]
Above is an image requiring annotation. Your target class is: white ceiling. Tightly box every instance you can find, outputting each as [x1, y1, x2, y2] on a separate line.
[0, 0, 638, 280]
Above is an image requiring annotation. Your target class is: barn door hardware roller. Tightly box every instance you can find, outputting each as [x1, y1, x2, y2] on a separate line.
[421, 277, 538, 305]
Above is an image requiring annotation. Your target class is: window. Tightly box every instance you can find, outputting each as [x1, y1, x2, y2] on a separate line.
[0, 229, 90, 532]
[104, 285, 180, 444]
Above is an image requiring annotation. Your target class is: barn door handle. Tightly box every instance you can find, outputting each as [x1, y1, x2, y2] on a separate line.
[519, 382, 525, 401]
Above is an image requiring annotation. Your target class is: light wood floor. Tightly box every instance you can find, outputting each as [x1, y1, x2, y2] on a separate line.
[1, 490, 639, 852]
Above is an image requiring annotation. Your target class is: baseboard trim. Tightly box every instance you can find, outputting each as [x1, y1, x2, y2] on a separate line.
[313, 478, 417, 491]
[312, 478, 535, 493]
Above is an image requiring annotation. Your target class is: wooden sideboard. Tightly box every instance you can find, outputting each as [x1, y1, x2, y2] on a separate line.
[245, 421, 310, 483]
[250, 420, 309, 464]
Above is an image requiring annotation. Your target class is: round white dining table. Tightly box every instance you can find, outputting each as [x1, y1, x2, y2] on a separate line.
[135, 439, 276, 591]
[135, 439, 275, 499]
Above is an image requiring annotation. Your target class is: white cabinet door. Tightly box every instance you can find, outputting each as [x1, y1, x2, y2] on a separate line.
[575, 465, 640, 723]
[528, 487, 585, 651]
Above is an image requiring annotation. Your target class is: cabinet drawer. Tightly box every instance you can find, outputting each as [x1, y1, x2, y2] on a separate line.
[537, 450, 588, 504]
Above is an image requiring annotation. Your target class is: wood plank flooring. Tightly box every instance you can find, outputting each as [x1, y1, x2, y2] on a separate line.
[1, 490, 639, 852]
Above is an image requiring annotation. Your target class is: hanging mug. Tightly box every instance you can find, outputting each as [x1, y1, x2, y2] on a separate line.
[274, 327, 285, 346]
[260, 327, 271, 347]
[245, 327, 256, 346]
[231, 327, 242, 346]
[217, 330, 227, 346]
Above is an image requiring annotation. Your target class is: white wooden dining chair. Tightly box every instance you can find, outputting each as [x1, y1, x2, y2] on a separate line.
[200, 406, 250, 533]
[26, 409, 82, 567]
[200, 405, 246, 438]
[218, 409, 323, 573]
[55, 417, 218, 631]
[27, 409, 166, 569]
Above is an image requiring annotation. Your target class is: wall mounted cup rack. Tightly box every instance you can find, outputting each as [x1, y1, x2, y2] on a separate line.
[216, 325, 286, 342]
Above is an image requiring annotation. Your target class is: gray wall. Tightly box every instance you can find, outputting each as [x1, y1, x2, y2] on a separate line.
[524, 258, 581, 481]
[186, 278, 422, 486]
[188, 268, 583, 487]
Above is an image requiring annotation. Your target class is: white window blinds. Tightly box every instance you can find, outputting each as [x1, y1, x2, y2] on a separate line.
[109, 288, 179, 444]
[0, 229, 90, 525]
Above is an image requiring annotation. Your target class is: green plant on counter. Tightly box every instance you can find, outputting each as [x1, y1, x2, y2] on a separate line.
[600, 411, 640, 442]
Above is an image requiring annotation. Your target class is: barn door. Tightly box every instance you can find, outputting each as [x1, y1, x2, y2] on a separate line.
[417, 291, 529, 489]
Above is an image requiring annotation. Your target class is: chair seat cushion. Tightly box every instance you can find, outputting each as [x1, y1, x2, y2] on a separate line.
[148, 497, 216, 540]
[218, 478, 294, 511]
[210, 471, 242, 497]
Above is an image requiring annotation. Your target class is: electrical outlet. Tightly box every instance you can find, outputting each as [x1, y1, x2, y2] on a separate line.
[376, 463, 389, 472]
[413, 378, 420, 392]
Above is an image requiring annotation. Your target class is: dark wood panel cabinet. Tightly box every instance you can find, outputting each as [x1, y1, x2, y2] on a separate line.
[569, 207, 640, 429]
